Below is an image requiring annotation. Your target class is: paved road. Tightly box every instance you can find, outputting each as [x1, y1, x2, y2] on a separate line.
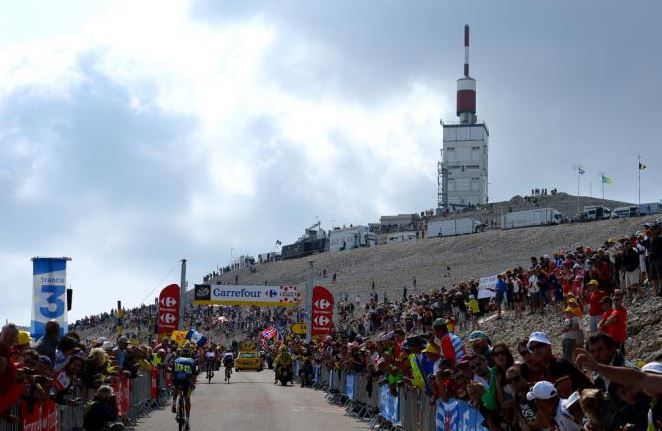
[134, 368, 370, 431]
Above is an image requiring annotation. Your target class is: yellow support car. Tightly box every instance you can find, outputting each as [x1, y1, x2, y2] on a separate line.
[235, 351, 263, 371]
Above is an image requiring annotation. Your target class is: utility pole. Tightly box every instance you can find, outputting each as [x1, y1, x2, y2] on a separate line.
[180, 259, 187, 330]
[638, 154, 641, 207]
[306, 260, 314, 343]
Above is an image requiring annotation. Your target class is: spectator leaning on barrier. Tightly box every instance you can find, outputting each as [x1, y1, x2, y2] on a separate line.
[35, 320, 60, 363]
[0, 323, 23, 423]
[83, 384, 119, 431]
[526, 380, 581, 431]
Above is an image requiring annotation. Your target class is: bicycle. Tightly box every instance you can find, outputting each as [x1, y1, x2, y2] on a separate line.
[175, 393, 186, 431]
[224, 365, 232, 384]
[206, 363, 213, 384]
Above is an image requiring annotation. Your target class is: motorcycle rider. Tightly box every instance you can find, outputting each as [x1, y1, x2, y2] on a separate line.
[273, 345, 293, 385]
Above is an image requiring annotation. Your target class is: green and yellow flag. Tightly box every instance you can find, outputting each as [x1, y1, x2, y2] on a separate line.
[601, 174, 612, 184]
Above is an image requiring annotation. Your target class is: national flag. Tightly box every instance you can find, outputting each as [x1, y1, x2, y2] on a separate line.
[601, 174, 613, 184]
[275, 240, 282, 245]
[276, 326, 284, 342]
[186, 329, 208, 347]
[260, 326, 277, 339]
[639, 162, 647, 170]
[578, 166, 585, 175]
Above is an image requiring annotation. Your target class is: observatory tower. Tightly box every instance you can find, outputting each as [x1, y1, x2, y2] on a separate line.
[437, 25, 489, 211]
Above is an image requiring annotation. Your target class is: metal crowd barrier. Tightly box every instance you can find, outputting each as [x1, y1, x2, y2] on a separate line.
[0, 367, 171, 431]
[306, 365, 442, 431]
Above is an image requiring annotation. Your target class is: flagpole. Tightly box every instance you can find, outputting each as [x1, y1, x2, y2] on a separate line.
[600, 172, 605, 208]
[576, 165, 581, 213]
[638, 154, 641, 207]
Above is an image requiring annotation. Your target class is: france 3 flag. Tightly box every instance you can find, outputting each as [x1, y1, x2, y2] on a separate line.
[186, 329, 208, 347]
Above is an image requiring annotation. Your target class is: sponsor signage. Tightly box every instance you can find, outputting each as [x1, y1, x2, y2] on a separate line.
[311, 285, 334, 336]
[193, 284, 299, 307]
[31, 257, 70, 338]
[290, 323, 307, 335]
[158, 284, 180, 334]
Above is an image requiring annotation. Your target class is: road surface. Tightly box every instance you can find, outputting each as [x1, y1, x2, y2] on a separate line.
[134, 368, 370, 431]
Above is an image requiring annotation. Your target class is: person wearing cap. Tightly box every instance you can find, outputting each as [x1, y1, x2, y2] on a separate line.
[114, 336, 129, 369]
[83, 385, 119, 431]
[561, 307, 581, 362]
[524, 331, 593, 398]
[526, 381, 581, 431]
[468, 330, 493, 367]
[586, 280, 606, 333]
[430, 318, 465, 367]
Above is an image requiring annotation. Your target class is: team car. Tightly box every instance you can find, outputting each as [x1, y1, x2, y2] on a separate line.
[234, 351, 263, 371]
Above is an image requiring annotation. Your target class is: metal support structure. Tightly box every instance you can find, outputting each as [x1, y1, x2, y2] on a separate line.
[117, 300, 122, 337]
[179, 259, 187, 330]
[306, 260, 314, 343]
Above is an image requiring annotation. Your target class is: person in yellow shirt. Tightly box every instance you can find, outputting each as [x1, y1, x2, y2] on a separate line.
[466, 295, 480, 330]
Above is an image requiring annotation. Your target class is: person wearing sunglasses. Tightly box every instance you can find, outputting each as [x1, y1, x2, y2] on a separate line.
[524, 332, 593, 399]
[517, 339, 544, 383]
[506, 364, 539, 430]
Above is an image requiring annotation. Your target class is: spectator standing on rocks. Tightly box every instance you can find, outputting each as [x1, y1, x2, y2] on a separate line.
[561, 307, 581, 361]
[649, 222, 662, 297]
[599, 290, 628, 354]
[586, 280, 606, 333]
[495, 274, 508, 320]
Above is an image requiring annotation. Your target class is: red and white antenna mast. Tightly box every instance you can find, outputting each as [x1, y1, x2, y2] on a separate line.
[457, 25, 477, 124]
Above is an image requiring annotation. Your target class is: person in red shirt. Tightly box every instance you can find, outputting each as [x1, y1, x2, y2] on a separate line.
[0, 323, 24, 423]
[599, 290, 628, 354]
[586, 280, 606, 333]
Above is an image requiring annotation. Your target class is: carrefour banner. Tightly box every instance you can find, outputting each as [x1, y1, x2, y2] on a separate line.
[31, 257, 69, 338]
[193, 284, 299, 307]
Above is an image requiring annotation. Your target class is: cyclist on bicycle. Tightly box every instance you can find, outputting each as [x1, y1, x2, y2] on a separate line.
[204, 347, 216, 378]
[222, 349, 234, 381]
[172, 345, 198, 430]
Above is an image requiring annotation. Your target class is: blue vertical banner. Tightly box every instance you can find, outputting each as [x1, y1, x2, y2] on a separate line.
[31, 257, 70, 338]
[345, 373, 355, 400]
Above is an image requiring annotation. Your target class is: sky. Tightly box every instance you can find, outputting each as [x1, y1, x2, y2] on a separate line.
[1, 0, 661, 325]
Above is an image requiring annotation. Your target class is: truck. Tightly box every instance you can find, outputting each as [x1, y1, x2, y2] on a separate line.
[501, 208, 563, 229]
[612, 206, 640, 219]
[639, 202, 662, 216]
[328, 225, 376, 252]
[386, 232, 417, 244]
[427, 218, 484, 237]
[582, 205, 611, 221]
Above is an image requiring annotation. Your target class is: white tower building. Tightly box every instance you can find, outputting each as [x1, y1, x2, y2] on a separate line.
[438, 25, 489, 211]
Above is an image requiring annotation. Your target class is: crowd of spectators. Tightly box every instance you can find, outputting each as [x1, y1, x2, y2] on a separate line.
[3, 218, 660, 430]
[272, 219, 662, 430]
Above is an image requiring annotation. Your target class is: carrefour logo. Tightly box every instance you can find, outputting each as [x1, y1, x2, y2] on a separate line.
[268, 289, 278, 298]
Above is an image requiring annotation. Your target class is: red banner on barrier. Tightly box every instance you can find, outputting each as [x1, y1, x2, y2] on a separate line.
[113, 374, 131, 416]
[151, 368, 158, 400]
[21, 399, 57, 431]
[158, 284, 180, 334]
[311, 285, 334, 336]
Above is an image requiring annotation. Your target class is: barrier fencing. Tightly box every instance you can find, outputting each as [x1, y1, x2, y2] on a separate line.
[0, 367, 171, 431]
[299, 362, 479, 431]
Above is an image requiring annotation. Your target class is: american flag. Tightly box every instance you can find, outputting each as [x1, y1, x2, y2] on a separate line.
[260, 326, 277, 339]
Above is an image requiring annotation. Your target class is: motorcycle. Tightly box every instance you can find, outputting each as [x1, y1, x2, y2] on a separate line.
[276, 365, 292, 386]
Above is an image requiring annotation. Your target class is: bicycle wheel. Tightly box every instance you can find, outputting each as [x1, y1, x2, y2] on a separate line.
[177, 398, 185, 431]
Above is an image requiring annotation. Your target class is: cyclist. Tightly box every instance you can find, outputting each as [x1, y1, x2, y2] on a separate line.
[204, 347, 216, 379]
[171, 345, 198, 430]
[222, 349, 234, 382]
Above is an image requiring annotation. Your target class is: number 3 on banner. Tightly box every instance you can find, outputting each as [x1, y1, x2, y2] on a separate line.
[40, 285, 65, 318]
